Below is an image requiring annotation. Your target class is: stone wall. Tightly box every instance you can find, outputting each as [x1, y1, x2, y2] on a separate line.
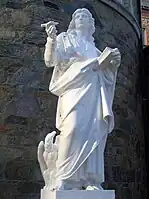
[142, 16, 149, 45]
[142, 46, 149, 196]
[0, 0, 147, 199]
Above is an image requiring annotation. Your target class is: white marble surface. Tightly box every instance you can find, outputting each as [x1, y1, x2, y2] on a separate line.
[41, 190, 115, 199]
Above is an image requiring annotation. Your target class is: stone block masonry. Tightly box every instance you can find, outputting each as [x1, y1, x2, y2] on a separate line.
[0, 0, 147, 199]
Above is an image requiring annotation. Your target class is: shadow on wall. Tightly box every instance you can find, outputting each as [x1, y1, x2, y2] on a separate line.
[142, 46, 149, 197]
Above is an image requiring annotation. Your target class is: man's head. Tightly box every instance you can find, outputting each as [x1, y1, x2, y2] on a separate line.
[68, 8, 95, 37]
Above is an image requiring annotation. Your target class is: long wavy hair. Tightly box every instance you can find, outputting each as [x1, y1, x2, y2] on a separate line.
[67, 8, 95, 43]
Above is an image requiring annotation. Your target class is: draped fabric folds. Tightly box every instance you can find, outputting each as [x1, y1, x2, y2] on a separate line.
[48, 32, 120, 185]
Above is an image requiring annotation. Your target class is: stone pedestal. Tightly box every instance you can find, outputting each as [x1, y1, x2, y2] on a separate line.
[40, 190, 115, 199]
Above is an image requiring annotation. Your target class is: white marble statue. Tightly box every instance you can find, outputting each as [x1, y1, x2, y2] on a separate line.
[38, 8, 121, 191]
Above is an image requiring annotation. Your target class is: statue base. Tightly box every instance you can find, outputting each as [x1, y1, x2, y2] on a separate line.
[40, 189, 115, 199]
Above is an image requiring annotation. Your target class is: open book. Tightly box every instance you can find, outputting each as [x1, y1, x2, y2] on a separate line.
[81, 47, 117, 72]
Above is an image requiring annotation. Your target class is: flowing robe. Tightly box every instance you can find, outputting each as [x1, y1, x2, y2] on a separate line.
[46, 31, 120, 185]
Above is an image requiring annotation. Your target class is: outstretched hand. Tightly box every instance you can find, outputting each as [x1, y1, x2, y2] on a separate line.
[41, 21, 59, 39]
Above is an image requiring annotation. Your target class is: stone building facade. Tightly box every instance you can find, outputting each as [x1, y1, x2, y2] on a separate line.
[141, 0, 149, 46]
[0, 0, 147, 199]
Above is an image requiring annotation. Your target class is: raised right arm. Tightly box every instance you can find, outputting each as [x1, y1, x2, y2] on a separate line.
[44, 32, 66, 68]
[44, 37, 57, 68]
[41, 21, 58, 67]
